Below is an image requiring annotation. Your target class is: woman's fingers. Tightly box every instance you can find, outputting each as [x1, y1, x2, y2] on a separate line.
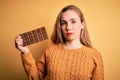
[15, 36, 23, 47]
[14, 35, 30, 54]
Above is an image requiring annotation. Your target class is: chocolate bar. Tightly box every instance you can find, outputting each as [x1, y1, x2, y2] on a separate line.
[19, 27, 48, 46]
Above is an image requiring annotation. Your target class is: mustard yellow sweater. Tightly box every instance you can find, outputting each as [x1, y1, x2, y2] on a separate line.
[21, 43, 104, 80]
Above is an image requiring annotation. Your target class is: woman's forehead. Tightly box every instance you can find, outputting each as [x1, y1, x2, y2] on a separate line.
[61, 10, 80, 20]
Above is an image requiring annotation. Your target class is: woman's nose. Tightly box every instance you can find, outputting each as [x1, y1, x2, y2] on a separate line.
[66, 23, 72, 31]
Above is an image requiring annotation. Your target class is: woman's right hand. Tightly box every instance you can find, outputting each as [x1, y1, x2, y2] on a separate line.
[14, 36, 30, 54]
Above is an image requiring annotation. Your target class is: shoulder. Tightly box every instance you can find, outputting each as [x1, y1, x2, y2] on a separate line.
[44, 42, 63, 57]
[83, 46, 103, 60]
[45, 41, 61, 52]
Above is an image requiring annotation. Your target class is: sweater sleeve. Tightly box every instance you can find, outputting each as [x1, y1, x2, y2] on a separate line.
[92, 51, 104, 80]
[21, 52, 47, 80]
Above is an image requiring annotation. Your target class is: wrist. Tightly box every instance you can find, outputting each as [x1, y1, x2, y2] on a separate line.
[21, 49, 30, 54]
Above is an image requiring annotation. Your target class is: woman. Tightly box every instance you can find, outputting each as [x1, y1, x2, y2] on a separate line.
[15, 5, 104, 80]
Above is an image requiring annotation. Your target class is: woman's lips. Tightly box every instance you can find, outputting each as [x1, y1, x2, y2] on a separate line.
[67, 32, 73, 36]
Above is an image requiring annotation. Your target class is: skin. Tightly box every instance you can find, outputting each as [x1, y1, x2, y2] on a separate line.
[15, 10, 85, 53]
[61, 10, 85, 49]
[15, 36, 29, 53]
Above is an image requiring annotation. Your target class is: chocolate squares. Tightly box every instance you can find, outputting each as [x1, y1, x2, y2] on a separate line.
[19, 27, 48, 46]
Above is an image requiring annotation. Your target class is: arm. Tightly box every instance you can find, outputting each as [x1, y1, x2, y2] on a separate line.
[15, 36, 47, 80]
[21, 52, 47, 80]
[21, 52, 39, 80]
[92, 52, 104, 80]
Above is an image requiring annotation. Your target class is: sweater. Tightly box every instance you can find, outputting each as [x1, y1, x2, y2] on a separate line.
[21, 43, 104, 80]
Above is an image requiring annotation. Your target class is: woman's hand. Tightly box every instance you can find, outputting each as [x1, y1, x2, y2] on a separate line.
[14, 36, 30, 54]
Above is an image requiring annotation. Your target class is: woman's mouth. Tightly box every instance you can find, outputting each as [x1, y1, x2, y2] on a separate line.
[67, 32, 73, 36]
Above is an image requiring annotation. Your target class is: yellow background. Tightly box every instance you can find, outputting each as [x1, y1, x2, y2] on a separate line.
[0, 0, 120, 80]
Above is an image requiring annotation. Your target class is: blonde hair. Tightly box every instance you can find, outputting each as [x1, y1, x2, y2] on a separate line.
[51, 5, 92, 47]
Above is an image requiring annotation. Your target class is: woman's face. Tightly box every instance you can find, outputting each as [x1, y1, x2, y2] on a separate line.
[61, 10, 84, 42]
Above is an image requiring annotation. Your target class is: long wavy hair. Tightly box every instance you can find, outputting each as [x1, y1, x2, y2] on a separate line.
[51, 5, 92, 47]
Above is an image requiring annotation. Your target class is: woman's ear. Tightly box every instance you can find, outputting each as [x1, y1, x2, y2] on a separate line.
[81, 21, 85, 29]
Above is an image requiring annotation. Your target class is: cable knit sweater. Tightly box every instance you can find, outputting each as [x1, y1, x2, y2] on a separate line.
[21, 43, 104, 80]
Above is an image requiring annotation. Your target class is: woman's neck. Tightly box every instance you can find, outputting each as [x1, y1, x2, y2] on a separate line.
[63, 39, 83, 49]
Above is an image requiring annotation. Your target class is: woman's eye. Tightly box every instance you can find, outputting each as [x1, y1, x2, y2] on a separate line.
[61, 22, 66, 25]
[71, 21, 76, 23]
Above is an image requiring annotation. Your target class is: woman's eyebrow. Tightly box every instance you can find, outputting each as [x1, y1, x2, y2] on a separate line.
[61, 18, 75, 22]
[61, 20, 66, 22]
[70, 18, 75, 21]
